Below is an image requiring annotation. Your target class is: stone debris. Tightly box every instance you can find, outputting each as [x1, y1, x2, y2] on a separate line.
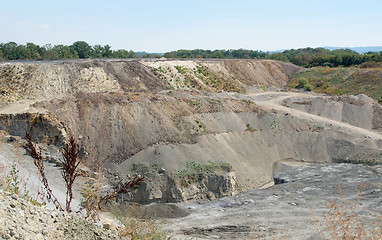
[0, 191, 120, 240]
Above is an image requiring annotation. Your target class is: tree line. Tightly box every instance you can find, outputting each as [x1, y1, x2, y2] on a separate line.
[0, 41, 137, 60]
[2, 41, 382, 68]
[164, 48, 382, 67]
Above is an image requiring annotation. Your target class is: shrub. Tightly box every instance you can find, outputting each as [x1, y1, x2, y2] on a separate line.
[320, 185, 382, 239]
[177, 161, 232, 185]
[298, 78, 308, 88]
[304, 84, 313, 91]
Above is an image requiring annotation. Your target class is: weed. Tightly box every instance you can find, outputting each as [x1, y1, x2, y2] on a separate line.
[5, 162, 20, 194]
[174, 65, 186, 74]
[190, 100, 201, 109]
[317, 185, 382, 239]
[151, 163, 162, 171]
[61, 136, 82, 212]
[258, 85, 268, 91]
[130, 163, 146, 172]
[111, 205, 170, 240]
[245, 124, 256, 133]
[196, 65, 208, 76]
[81, 178, 103, 220]
[270, 120, 280, 132]
[24, 132, 63, 210]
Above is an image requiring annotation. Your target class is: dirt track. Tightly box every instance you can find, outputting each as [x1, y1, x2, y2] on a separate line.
[248, 91, 382, 140]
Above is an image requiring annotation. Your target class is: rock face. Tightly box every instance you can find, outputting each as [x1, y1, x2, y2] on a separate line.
[0, 59, 301, 107]
[281, 93, 382, 131]
[113, 165, 236, 203]
[0, 113, 68, 146]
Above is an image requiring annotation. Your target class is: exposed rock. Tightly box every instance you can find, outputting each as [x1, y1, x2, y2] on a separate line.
[0, 190, 120, 240]
[163, 163, 382, 239]
[112, 164, 236, 204]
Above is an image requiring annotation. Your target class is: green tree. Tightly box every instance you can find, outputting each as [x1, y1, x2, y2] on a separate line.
[52, 45, 78, 59]
[71, 41, 92, 58]
[26, 43, 42, 59]
[113, 49, 130, 58]
[103, 44, 112, 58]
[15, 45, 28, 59]
[92, 45, 105, 58]
[2, 42, 18, 60]
[129, 50, 137, 58]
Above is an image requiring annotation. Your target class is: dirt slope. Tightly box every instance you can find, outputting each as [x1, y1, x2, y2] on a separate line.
[0, 59, 381, 199]
[0, 59, 301, 107]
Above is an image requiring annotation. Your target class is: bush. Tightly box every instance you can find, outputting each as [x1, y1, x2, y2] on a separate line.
[298, 78, 308, 88]
[177, 161, 233, 185]
[304, 84, 313, 91]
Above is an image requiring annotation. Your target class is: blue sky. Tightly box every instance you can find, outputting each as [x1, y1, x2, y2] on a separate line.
[0, 0, 381, 52]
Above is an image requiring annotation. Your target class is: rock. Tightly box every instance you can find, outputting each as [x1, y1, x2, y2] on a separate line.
[11, 194, 18, 200]
[0, 191, 121, 240]
[102, 223, 111, 230]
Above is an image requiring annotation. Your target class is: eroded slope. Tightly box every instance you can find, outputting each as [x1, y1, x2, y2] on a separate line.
[0, 59, 381, 203]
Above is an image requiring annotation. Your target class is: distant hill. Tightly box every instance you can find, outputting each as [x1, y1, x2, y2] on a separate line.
[324, 46, 382, 54]
[270, 46, 382, 54]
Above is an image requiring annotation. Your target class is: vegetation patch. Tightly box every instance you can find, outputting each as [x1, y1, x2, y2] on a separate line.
[174, 65, 186, 74]
[290, 67, 382, 103]
[332, 158, 381, 166]
[177, 161, 233, 185]
[245, 124, 256, 132]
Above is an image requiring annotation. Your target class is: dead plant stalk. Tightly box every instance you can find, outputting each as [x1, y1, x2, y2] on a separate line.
[24, 132, 63, 210]
[60, 136, 82, 212]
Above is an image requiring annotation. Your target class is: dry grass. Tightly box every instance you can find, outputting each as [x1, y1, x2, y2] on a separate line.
[80, 157, 105, 221]
[316, 185, 382, 240]
[111, 204, 170, 240]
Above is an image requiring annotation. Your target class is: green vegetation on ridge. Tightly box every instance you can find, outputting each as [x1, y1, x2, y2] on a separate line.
[0, 41, 137, 60]
[290, 65, 382, 103]
[164, 48, 382, 68]
[2, 41, 382, 69]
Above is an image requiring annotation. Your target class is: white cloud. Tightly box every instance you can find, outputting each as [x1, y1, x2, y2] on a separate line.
[31, 24, 50, 29]
[18, 22, 50, 29]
